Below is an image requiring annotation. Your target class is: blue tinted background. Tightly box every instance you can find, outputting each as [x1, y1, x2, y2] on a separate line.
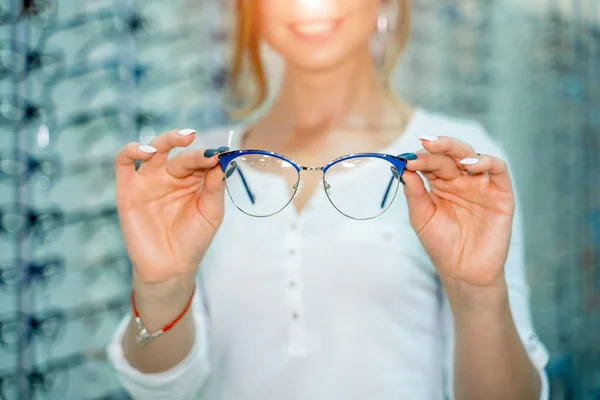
[0, 0, 598, 398]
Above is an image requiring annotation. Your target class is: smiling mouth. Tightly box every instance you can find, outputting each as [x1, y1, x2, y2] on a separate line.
[289, 19, 343, 40]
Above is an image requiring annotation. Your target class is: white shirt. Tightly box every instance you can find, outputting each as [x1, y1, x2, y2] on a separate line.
[107, 109, 549, 400]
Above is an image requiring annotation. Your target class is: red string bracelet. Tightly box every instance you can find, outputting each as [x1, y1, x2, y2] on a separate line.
[131, 283, 196, 346]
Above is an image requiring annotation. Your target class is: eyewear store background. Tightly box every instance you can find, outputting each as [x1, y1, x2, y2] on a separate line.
[0, 0, 599, 399]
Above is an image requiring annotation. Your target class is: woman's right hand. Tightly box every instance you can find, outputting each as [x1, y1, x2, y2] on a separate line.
[115, 128, 227, 298]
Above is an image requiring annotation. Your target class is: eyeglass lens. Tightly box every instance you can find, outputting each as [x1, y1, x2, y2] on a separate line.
[223, 154, 300, 217]
[324, 157, 402, 220]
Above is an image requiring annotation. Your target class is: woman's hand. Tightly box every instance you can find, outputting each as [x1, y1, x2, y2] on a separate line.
[402, 136, 515, 289]
[115, 129, 227, 296]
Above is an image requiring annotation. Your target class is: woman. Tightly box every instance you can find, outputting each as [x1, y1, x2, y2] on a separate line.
[108, 0, 549, 399]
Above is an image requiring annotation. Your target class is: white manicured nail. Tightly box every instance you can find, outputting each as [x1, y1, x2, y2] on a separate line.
[460, 158, 479, 165]
[139, 145, 158, 154]
[420, 135, 439, 141]
[178, 128, 196, 136]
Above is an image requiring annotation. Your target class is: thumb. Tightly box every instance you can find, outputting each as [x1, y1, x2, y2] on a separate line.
[196, 165, 226, 224]
[402, 170, 436, 230]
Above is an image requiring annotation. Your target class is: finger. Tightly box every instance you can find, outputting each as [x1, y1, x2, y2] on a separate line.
[143, 128, 197, 169]
[405, 152, 462, 181]
[114, 143, 157, 186]
[410, 150, 435, 181]
[460, 154, 513, 192]
[196, 164, 226, 224]
[419, 136, 477, 164]
[203, 163, 226, 195]
[166, 148, 223, 179]
[401, 171, 436, 230]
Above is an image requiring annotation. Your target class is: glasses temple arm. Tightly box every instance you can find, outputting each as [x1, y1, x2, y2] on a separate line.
[234, 166, 256, 205]
[380, 170, 406, 209]
[380, 176, 395, 209]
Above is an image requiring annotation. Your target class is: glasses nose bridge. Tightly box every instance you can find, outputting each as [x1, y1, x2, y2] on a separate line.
[299, 165, 324, 172]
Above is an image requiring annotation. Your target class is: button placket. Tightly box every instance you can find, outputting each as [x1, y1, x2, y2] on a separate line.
[283, 216, 308, 355]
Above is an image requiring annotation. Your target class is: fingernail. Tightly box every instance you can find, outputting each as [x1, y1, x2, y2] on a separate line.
[204, 148, 217, 158]
[139, 145, 158, 154]
[216, 146, 230, 153]
[460, 158, 479, 165]
[399, 152, 417, 161]
[420, 135, 439, 141]
[178, 128, 196, 136]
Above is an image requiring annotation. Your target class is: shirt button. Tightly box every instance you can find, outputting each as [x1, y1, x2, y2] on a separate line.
[292, 312, 299, 320]
[288, 249, 296, 256]
[289, 281, 296, 288]
[290, 222, 298, 230]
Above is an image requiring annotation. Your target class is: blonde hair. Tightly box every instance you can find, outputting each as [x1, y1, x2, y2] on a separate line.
[229, 0, 411, 117]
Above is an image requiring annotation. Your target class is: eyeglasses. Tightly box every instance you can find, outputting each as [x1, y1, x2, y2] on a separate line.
[80, 62, 190, 101]
[40, 58, 140, 103]
[0, 0, 58, 28]
[0, 297, 128, 352]
[218, 150, 408, 220]
[71, 250, 132, 286]
[0, 94, 52, 128]
[75, 13, 196, 64]
[189, 64, 229, 93]
[0, 250, 131, 294]
[35, 8, 123, 49]
[0, 204, 62, 243]
[0, 95, 167, 148]
[0, 150, 110, 187]
[0, 40, 64, 83]
[0, 149, 115, 193]
[0, 256, 64, 294]
[0, 149, 60, 185]
[54, 106, 170, 149]
[0, 347, 107, 400]
[0, 203, 118, 243]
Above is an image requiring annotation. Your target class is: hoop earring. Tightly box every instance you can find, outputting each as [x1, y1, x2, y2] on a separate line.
[377, 13, 390, 35]
[371, 12, 391, 70]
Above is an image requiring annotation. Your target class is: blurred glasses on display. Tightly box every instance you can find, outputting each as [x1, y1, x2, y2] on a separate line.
[0, 347, 108, 400]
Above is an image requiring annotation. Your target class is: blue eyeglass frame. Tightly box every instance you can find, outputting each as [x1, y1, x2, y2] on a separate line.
[218, 150, 408, 219]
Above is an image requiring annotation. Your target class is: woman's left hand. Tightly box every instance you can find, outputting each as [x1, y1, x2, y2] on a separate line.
[402, 136, 515, 289]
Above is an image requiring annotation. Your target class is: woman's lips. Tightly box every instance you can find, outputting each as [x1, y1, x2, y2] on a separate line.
[288, 19, 343, 41]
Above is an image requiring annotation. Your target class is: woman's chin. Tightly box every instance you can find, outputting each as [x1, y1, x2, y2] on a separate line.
[285, 51, 369, 76]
